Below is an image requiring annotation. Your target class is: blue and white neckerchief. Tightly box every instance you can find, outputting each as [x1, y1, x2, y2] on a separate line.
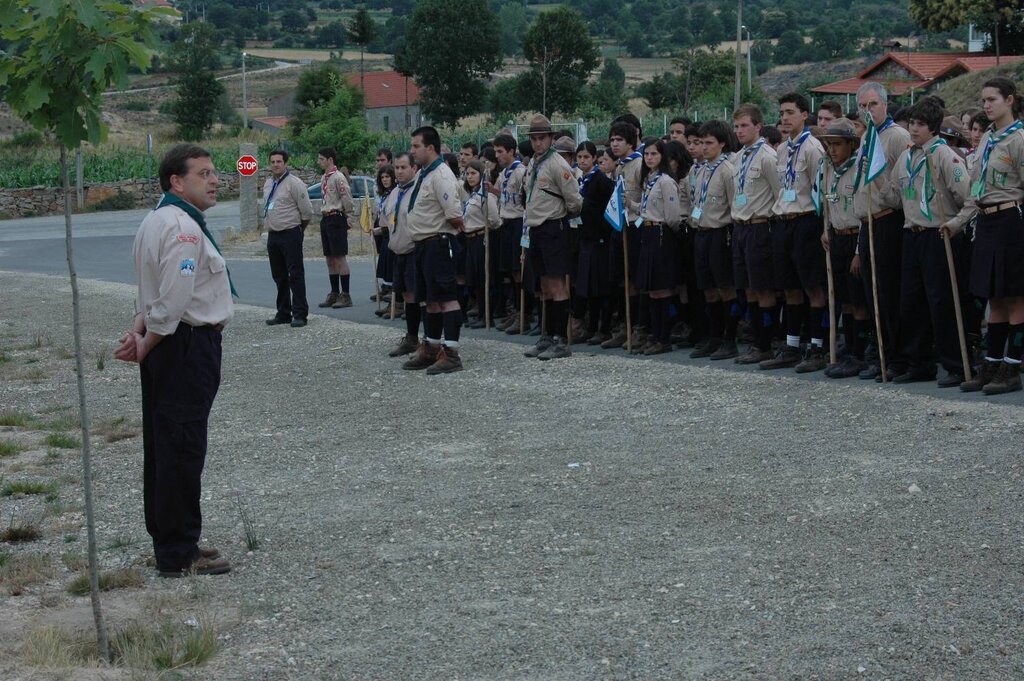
[784, 130, 811, 190]
[689, 160, 707, 203]
[579, 166, 599, 196]
[640, 171, 661, 217]
[264, 171, 289, 211]
[391, 180, 415, 227]
[617, 150, 641, 167]
[501, 159, 522, 206]
[973, 119, 1023, 198]
[697, 158, 728, 209]
[737, 138, 765, 194]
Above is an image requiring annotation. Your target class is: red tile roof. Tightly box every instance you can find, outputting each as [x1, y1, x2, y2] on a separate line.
[346, 71, 420, 109]
[253, 116, 289, 129]
[813, 52, 1024, 94]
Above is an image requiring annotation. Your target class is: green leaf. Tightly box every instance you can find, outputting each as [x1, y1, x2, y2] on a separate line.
[21, 79, 49, 108]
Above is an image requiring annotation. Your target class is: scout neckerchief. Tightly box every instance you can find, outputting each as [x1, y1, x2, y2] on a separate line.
[905, 137, 947, 219]
[972, 119, 1024, 199]
[617, 149, 641, 169]
[823, 157, 856, 213]
[692, 156, 727, 221]
[376, 186, 392, 227]
[689, 160, 707, 204]
[783, 129, 811, 197]
[462, 183, 483, 217]
[264, 170, 289, 212]
[392, 180, 415, 227]
[527, 147, 556, 202]
[640, 171, 662, 218]
[579, 166, 599, 196]
[735, 138, 765, 206]
[852, 116, 896, 190]
[157, 192, 238, 298]
[501, 159, 521, 207]
[407, 157, 443, 212]
[320, 166, 336, 200]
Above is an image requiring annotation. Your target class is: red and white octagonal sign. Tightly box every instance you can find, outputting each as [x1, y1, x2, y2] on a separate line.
[237, 155, 259, 176]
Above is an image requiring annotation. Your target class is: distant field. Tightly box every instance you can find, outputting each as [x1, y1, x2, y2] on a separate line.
[243, 48, 393, 63]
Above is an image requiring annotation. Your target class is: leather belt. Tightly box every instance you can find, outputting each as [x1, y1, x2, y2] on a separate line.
[832, 227, 859, 236]
[642, 221, 664, 227]
[907, 224, 933, 233]
[871, 208, 895, 220]
[979, 201, 1020, 215]
[323, 210, 342, 215]
[779, 210, 816, 220]
[184, 321, 224, 333]
[465, 230, 485, 239]
[736, 217, 770, 225]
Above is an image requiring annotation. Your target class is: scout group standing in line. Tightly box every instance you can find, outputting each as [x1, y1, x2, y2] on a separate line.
[279, 77, 1024, 394]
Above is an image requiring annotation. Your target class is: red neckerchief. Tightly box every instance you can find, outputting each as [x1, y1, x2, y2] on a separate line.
[321, 166, 337, 197]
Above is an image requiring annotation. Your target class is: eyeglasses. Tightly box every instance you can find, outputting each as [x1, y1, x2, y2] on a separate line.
[858, 101, 882, 110]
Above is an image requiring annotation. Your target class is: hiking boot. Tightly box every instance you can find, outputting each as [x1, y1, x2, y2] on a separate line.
[569, 318, 588, 344]
[735, 347, 771, 365]
[689, 338, 721, 359]
[981, 361, 1022, 395]
[402, 342, 439, 370]
[795, 347, 828, 373]
[961, 360, 1000, 392]
[426, 346, 463, 374]
[893, 367, 937, 384]
[937, 370, 965, 388]
[289, 318, 307, 328]
[669, 321, 690, 343]
[643, 341, 673, 355]
[709, 339, 739, 360]
[587, 331, 611, 346]
[318, 292, 339, 308]
[388, 334, 419, 357]
[524, 336, 555, 358]
[504, 318, 525, 335]
[827, 356, 867, 379]
[332, 292, 353, 308]
[632, 326, 649, 347]
[159, 556, 231, 578]
[601, 329, 627, 349]
[537, 341, 571, 361]
[759, 346, 801, 370]
[467, 317, 486, 329]
[265, 316, 291, 326]
[630, 339, 651, 355]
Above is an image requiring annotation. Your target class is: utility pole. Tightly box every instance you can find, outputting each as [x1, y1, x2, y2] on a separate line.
[241, 51, 248, 129]
[542, 46, 548, 117]
[743, 25, 752, 88]
[734, 0, 743, 111]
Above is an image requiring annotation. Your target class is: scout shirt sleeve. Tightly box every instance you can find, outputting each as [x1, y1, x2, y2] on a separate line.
[487, 193, 501, 230]
[440, 173, 464, 225]
[764, 146, 782, 197]
[294, 176, 313, 224]
[892, 147, 912, 226]
[934, 146, 971, 223]
[558, 161, 583, 217]
[660, 175, 682, 228]
[679, 168, 693, 220]
[943, 151, 981, 235]
[145, 214, 201, 336]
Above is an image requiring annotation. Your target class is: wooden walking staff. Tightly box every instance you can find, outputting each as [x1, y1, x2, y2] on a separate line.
[927, 156, 972, 381]
[519, 247, 527, 333]
[367, 224, 382, 313]
[483, 180, 492, 330]
[866, 184, 888, 383]
[822, 197, 838, 365]
[622, 231, 633, 353]
[565, 274, 572, 344]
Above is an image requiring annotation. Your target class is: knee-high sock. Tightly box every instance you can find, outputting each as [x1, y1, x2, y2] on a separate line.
[405, 301, 421, 338]
[707, 300, 724, 339]
[724, 299, 741, 341]
[442, 310, 461, 346]
[784, 303, 804, 348]
[810, 306, 828, 348]
[425, 311, 443, 343]
[1006, 323, 1024, 363]
[986, 321, 1009, 361]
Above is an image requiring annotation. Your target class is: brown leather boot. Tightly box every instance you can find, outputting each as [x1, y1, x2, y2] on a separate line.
[981, 361, 1022, 395]
[402, 342, 439, 370]
[426, 346, 463, 374]
[960, 360, 1000, 392]
[389, 334, 419, 357]
[318, 292, 339, 308]
[332, 292, 353, 308]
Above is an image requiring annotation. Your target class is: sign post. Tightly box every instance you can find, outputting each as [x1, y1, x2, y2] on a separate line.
[238, 144, 259, 232]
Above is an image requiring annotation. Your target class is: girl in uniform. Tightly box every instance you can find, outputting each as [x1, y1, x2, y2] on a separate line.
[373, 165, 396, 312]
[633, 139, 683, 354]
[944, 77, 1024, 395]
[573, 141, 616, 344]
[462, 160, 501, 328]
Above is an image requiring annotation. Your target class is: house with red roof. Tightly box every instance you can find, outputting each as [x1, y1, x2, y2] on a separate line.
[345, 71, 425, 132]
[811, 51, 1024, 105]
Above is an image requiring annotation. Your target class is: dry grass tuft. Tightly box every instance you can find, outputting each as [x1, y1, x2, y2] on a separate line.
[0, 552, 55, 595]
[67, 568, 145, 596]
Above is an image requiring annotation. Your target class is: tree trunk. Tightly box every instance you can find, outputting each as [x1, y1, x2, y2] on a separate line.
[61, 143, 109, 662]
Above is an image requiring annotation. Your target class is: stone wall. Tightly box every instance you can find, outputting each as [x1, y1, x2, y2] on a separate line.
[0, 169, 321, 219]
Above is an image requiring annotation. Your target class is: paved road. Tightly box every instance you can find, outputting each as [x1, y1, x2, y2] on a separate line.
[1, 205, 1019, 406]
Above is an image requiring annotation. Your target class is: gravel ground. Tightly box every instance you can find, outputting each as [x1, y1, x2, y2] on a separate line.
[1, 270, 1023, 680]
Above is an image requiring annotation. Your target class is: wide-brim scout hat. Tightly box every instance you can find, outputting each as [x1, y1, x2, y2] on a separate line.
[938, 116, 969, 148]
[528, 114, 554, 136]
[817, 118, 861, 145]
[554, 136, 576, 153]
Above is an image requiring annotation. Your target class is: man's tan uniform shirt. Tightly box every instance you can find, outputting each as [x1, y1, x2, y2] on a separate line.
[524, 150, 583, 227]
[406, 160, 463, 242]
[893, 137, 969, 230]
[731, 139, 780, 222]
[853, 122, 911, 218]
[262, 172, 313, 231]
[773, 130, 825, 217]
[463, 191, 501, 233]
[133, 203, 233, 336]
[691, 156, 736, 229]
[498, 162, 527, 220]
[321, 168, 355, 223]
[388, 178, 417, 255]
[821, 158, 861, 230]
[616, 155, 643, 221]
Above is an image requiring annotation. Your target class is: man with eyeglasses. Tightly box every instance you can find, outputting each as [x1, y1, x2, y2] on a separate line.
[852, 81, 913, 381]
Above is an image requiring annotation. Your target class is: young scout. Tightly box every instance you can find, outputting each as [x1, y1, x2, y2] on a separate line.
[386, 153, 423, 358]
[760, 93, 829, 372]
[943, 77, 1024, 395]
[889, 97, 971, 387]
[730, 103, 781, 364]
[316, 147, 356, 309]
[688, 120, 740, 360]
[401, 127, 467, 375]
[492, 133, 527, 331]
[520, 114, 583, 361]
[816, 119, 872, 379]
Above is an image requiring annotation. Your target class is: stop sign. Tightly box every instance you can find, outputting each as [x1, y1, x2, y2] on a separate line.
[237, 155, 259, 176]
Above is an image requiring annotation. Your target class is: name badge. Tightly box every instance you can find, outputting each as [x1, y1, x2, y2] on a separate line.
[735, 193, 748, 207]
[267, 201, 275, 211]
[904, 186, 916, 201]
[782, 189, 797, 203]
[570, 216, 582, 227]
[690, 207, 702, 221]
[520, 232, 531, 248]
[634, 217, 644, 228]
